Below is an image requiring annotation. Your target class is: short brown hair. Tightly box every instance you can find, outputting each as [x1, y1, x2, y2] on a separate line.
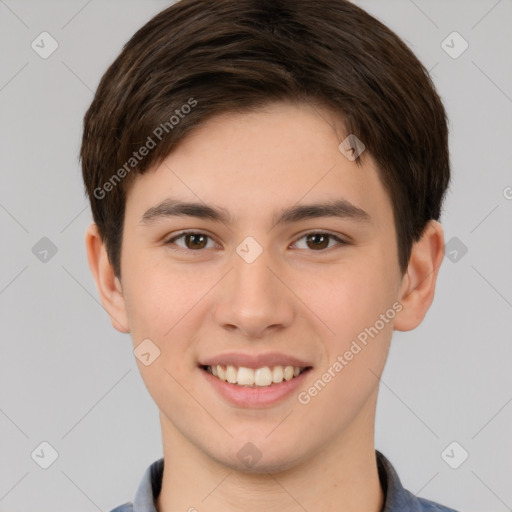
[80, 0, 450, 278]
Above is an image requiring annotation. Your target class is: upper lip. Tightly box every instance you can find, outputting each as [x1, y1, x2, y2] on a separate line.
[199, 352, 313, 369]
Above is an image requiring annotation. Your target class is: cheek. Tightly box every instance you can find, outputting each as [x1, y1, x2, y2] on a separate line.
[122, 264, 204, 407]
[123, 279, 170, 340]
[301, 276, 396, 427]
[122, 254, 195, 336]
[322, 255, 399, 398]
[303, 256, 399, 339]
[121, 260, 214, 373]
[300, 253, 399, 400]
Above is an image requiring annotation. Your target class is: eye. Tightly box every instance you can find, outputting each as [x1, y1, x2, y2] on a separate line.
[165, 231, 217, 251]
[164, 230, 348, 253]
[292, 232, 347, 251]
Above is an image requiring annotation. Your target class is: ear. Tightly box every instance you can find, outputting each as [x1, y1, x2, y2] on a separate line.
[394, 220, 445, 331]
[85, 223, 130, 333]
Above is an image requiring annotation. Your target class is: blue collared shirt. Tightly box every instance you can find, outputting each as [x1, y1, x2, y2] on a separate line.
[110, 451, 459, 512]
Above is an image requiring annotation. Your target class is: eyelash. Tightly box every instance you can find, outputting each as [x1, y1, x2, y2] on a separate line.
[164, 230, 348, 253]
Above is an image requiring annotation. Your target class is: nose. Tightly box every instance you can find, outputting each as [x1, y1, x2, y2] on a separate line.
[212, 243, 294, 339]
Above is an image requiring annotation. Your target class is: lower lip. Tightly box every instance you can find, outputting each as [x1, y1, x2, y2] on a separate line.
[200, 367, 311, 408]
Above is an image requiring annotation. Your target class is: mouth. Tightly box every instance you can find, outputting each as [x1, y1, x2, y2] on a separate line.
[200, 364, 312, 387]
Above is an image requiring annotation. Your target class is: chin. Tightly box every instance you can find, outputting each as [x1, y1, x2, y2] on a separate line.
[228, 454, 303, 475]
[214, 442, 309, 475]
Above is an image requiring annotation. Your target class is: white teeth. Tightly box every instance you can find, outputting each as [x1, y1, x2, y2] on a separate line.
[226, 365, 237, 384]
[237, 367, 255, 386]
[205, 364, 306, 387]
[272, 366, 284, 383]
[254, 367, 272, 386]
[283, 366, 294, 381]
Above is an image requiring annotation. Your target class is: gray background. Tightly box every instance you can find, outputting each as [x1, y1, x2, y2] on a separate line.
[0, 0, 511, 510]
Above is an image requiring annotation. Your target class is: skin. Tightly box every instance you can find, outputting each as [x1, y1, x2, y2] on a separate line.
[86, 101, 444, 512]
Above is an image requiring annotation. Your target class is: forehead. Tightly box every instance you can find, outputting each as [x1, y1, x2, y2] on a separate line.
[124, 101, 393, 229]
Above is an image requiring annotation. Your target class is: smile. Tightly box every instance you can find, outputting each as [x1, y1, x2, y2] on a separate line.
[202, 364, 309, 387]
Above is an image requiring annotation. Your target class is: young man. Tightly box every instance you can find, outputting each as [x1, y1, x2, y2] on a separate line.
[81, 0, 457, 510]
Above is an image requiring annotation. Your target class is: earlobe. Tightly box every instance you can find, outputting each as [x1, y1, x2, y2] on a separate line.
[394, 220, 445, 332]
[84, 223, 130, 333]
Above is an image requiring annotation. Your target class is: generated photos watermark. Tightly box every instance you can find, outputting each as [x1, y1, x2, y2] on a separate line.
[93, 97, 197, 200]
[297, 301, 403, 405]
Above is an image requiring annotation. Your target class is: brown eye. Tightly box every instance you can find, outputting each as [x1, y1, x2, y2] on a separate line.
[306, 233, 330, 250]
[166, 232, 215, 251]
[183, 233, 208, 249]
[293, 232, 347, 251]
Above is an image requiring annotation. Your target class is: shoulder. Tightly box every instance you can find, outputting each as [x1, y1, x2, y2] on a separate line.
[109, 503, 133, 512]
[416, 496, 460, 512]
[376, 451, 461, 512]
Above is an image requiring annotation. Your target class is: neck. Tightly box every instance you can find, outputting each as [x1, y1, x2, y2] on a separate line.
[155, 409, 384, 512]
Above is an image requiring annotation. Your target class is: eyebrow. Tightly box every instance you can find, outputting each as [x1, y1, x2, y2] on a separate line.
[140, 198, 370, 226]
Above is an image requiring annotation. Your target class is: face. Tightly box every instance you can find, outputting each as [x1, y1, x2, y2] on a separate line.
[117, 101, 405, 472]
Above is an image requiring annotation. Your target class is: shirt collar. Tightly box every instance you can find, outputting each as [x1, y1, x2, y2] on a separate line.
[130, 451, 445, 512]
[132, 457, 162, 512]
